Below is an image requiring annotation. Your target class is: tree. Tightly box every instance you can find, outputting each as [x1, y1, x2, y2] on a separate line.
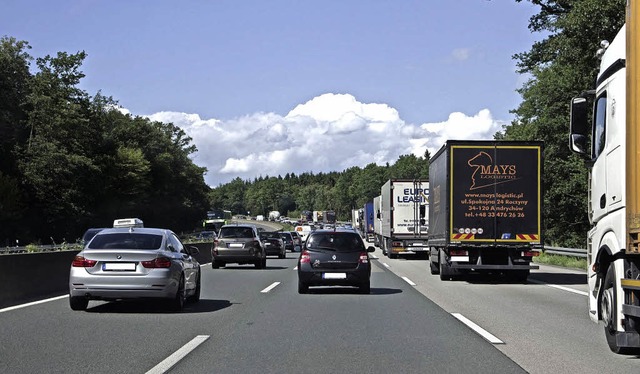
[502, 0, 625, 246]
[0, 37, 31, 176]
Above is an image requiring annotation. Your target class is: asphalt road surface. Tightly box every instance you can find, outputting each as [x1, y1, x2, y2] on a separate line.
[1, 244, 638, 373]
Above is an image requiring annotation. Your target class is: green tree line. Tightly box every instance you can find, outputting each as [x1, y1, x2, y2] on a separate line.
[0, 40, 210, 245]
[207, 152, 430, 223]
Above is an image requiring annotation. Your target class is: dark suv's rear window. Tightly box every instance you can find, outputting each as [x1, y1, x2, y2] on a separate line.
[306, 233, 364, 252]
[219, 227, 255, 239]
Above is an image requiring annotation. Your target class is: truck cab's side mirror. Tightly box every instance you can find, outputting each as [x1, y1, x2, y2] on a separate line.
[569, 95, 593, 159]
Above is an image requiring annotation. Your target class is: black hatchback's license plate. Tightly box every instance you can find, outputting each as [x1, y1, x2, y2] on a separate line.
[323, 273, 347, 279]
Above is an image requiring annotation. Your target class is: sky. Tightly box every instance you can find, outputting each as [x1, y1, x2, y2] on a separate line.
[2, 1, 542, 187]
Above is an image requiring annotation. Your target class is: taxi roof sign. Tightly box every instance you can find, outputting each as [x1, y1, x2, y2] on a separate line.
[113, 218, 144, 228]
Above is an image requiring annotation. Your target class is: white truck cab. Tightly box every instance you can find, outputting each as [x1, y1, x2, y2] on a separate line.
[570, 20, 640, 354]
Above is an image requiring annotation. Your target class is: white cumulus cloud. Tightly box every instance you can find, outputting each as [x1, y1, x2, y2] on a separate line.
[143, 93, 506, 187]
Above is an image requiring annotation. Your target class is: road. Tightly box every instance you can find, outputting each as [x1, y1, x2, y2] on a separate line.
[0, 245, 638, 373]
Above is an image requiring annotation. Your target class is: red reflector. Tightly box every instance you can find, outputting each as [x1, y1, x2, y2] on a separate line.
[450, 249, 468, 256]
[300, 250, 310, 264]
[141, 257, 172, 268]
[521, 251, 540, 257]
[72, 256, 97, 267]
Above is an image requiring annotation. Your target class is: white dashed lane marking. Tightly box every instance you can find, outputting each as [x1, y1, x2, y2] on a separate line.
[261, 282, 281, 293]
[452, 313, 504, 344]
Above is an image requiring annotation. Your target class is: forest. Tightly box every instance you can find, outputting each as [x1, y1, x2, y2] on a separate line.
[0, 0, 625, 248]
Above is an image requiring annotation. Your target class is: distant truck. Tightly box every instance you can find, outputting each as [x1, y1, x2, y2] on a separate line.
[313, 210, 324, 224]
[363, 201, 375, 242]
[373, 195, 382, 247]
[268, 210, 281, 221]
[324, 210, 337, 225]
[379, 179, 429, 258]
[351, 208, 362, 235]
[428, 140, 543, 281]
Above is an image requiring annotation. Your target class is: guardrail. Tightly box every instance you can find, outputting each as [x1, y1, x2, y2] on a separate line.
[544, 246, 587, 258]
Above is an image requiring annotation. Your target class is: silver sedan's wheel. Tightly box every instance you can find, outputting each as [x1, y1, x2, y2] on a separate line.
[188, 272, 201, 304]
[69, 297, 88, 311]
[171, 276, 186, 312]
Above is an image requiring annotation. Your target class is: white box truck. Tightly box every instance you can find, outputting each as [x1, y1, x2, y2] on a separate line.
[379, 179, 429, 258]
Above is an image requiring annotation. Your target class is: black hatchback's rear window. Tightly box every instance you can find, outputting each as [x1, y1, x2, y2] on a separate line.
[306, 233, 364, 252]
[88, 233, 163, 250]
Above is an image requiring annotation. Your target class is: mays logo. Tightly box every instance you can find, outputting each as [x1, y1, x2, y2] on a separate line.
[467, 151, 519, 190]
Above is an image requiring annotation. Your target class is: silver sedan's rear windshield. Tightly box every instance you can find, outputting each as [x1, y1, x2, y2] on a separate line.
[307, 233, 365, 252]
[88, 233, 163, 250]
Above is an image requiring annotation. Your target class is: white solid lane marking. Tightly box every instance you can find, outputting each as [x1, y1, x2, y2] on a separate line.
[293, 266, 298, 270]
[146, 335, 210, 374]
[370, 255, 378, 259]
[0, 295, 68, 313]
[452, 313, 504, 344]
[261, 282, 281, 293]
[528, 279, 588, 296]
[402, 276, 417, 286]
[382, 263, 390, 268]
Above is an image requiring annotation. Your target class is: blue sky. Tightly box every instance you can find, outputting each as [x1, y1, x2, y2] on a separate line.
[2, 1, 542, 186]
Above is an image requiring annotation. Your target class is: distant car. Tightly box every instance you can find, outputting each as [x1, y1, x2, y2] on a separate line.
[260, 231, 286, 258]
[69, 227, 201, 311]
[294, 224, 314, 242]
[194, 230, 217, 241]
[278, 231, 295, 252]
[297, 229, 375, 294]
[212, 224, 266, 269]
[81, 228, 105, 245]
[289, 231, 302, 251]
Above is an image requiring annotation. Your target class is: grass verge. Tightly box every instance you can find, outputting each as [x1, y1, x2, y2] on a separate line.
[533, 252, 587, 271]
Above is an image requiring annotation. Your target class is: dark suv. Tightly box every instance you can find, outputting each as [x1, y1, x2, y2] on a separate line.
[212, 224, 266, 269]
[297, 229, 375, 294]
[260, 231, 286, 258]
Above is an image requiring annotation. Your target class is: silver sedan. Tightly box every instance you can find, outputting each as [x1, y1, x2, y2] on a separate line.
[69, 227, 201, 311]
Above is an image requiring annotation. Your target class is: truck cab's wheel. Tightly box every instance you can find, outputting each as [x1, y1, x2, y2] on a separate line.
[601, 263, 640, 355]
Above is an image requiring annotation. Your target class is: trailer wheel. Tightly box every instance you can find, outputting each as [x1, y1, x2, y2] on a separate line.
[439, 250, 451, 281]
[429, 258, 439, 275]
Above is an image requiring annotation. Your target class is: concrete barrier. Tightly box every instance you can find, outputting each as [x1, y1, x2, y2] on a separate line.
[0, 251, 80, 309]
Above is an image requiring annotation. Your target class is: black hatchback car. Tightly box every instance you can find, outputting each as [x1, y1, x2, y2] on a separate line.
[297, 229, 375, 294]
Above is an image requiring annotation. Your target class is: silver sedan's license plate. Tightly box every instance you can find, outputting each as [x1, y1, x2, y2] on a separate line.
[103, 262, 136, 271]
[323, 273, 346, 280]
